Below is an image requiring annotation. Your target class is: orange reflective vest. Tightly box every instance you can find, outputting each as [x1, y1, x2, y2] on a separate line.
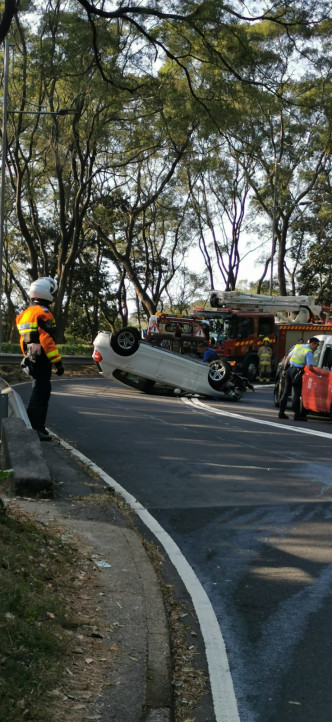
[16, 304, 62, 365]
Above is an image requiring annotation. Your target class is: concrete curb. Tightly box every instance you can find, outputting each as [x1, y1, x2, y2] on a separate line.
[122, 526, 172, 720]
[1, 417, 52, 496]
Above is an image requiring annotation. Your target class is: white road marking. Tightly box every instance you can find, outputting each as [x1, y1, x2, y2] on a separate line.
[51, 433, 240, 722]
[183, 398, 332, 440]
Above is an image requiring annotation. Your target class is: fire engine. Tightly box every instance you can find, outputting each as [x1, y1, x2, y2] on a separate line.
[208, 291, 332, 379]
[147, 292, 332, 381]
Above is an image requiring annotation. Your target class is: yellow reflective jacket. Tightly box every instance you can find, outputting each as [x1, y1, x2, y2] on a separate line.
[258, 346, 272, 363]
[289, 344, 310, 367]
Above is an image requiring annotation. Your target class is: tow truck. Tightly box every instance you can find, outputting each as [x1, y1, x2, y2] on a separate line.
[147, 293, 332, 381]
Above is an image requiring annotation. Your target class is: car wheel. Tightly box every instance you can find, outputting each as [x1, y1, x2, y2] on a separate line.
[208, 360, 230, 390]
[110, 327, 140, 356]
[242, 356, 258, 382]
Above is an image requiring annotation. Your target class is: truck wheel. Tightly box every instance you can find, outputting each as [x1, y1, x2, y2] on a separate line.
[242, 356, 259, 382]
[111, 327, 140, 356]
[208, 360, 230, 390]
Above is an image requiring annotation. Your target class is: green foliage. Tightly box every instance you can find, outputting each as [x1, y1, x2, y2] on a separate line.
[1, 343, 21, 354]
[2, 0, 331, 327]
[1, 342, 92, 354]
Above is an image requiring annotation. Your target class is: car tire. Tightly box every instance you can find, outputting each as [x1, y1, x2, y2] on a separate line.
[273, 384, 280, 407]
[208, 360, 230, 390]
[110, 327, 140, 356]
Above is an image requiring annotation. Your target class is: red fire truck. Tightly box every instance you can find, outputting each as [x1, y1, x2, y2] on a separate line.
[207, 291, 332, 380]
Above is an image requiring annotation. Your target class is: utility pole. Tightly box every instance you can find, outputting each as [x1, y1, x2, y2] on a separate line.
[0, 37, 9, 350]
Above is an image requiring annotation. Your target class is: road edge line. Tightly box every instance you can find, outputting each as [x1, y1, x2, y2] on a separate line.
[51, 433, 240, 722]
[183, 397, 332, 439]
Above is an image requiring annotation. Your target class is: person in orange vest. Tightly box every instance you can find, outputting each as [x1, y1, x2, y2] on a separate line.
[258, 337, 272, 383]
[16, 277, 64, 441]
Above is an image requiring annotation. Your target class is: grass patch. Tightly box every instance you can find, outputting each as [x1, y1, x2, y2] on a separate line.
[0, 504, 78, 722]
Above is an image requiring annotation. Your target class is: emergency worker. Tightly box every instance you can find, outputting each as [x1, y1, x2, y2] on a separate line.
[203, 338, 219, 363]
[16, 277, 64, 441]
[258, 337, 272, 383]
[278, 337, 320, 421]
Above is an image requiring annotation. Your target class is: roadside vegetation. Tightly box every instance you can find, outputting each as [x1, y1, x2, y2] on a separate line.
[0, 486, 207, 722]
[0, 498, 79, 722]
[0, 342, 97, 387]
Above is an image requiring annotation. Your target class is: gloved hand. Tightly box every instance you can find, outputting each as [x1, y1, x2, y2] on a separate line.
[55, 361, 64, 376]
[21, 357, 32, 377]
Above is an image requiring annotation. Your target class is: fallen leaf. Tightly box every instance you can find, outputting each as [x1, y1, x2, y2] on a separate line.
[110, 643, 120, 651]
[129, 656, 138, 662]
[85, 658, 94, 664]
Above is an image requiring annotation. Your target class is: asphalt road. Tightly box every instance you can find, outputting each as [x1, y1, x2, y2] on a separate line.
[18, 377, 332, 722]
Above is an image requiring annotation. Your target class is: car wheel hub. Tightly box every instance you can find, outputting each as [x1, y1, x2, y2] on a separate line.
[117, 330, 136, 350]
[209, 362, 226, 382]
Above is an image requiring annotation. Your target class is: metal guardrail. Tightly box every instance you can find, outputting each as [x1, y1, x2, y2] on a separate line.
[0, 354, 92, 365]
[0, 354, 93, 428]
[0, 355, 94, 430]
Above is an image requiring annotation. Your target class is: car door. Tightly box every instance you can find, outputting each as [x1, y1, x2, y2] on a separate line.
[302, 368, 330, 413]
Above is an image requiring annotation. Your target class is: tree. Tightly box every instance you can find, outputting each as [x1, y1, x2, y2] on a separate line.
[294, 163, 332, 303]
[6, 5, 137, 339]
[185, 145, 254, 290]
[1, 0, 331, 341]
[89, 135, 197, 318]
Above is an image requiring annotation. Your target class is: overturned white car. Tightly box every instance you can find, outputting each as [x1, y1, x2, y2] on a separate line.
[92, 327, 253, 401]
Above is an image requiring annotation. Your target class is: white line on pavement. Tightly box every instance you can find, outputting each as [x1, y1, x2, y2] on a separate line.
[52, 433, 240, 722]
[183, 397, 332, 440]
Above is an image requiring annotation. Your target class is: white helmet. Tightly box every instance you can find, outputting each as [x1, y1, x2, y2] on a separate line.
[29, 277, 58, 303]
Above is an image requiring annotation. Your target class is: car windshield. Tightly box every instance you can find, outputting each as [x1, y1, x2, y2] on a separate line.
[208, 314, 235, 341]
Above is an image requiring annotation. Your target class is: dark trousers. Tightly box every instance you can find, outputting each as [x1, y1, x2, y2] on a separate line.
[27, 358, 52, 431]
[279, 365, 303, 416]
